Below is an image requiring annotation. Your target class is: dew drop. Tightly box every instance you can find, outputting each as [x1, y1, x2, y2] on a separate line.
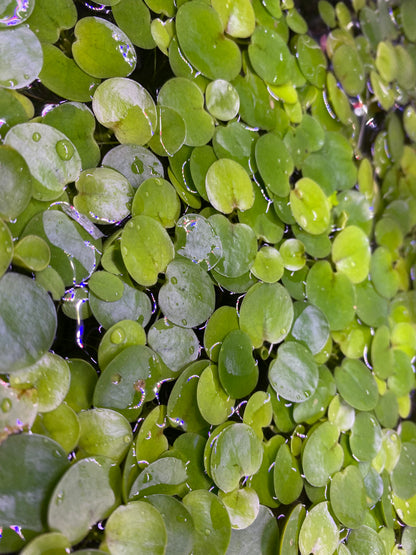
[111, 373, 122, 385]
[1, 398, 12, 413]
[189, 346, 195, 354]
[55, 139, 75, 161]
[124, 434, 131, 444]
[110, 328, 125, 344]
[171, 276, 178, 284]
[32, 132, 41, 142]
[56, 492, 64, 505]
[181, 318, 187, 326]
[205, 528, 211, 536]
[131, 156, 144, 174]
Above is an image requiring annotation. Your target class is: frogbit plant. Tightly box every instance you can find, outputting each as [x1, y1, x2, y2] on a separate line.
[0, 0, 416, 553]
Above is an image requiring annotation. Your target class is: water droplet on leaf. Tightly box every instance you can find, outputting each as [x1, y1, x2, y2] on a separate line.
[55, 139, 75, 161]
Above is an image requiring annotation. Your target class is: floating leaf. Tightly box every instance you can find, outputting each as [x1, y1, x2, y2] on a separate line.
[210, 423, 263, 493]
[121, 215, 174, 287]
[93, 77, 157, 145]
[332, 225, 371, 284]
[218, 330, 258, 399]
[0, 26, 43, 89]
[0, 145, 32, 221]
[102, 144, 164, 189]
[0, 273, 57, 373]
[158, 77, 214, 147]
[105, 501, 167, 555]
[290, 177, 331, 235]
[73, 17, 136, 78]
[248, 25, 293, 86]
[302, 422, 343, 487]
[39, 44, 101, 103]
[0, 433, 68, 531]
[175, 213, 222, 271]
[205, 79, 240, 121]
[147, 318, 200, 373]
[26, 0, 77, 43]
[299, 502, 339, 555]
[10, 353, 70, 413]
[206, 158, 254, 214]
[176, 1, 242, 81]
[329, 465, 367, 528]
[48, 457, 121, 544]
[74, 167, 133, 225]
[158, 257, 215, 328]
[306, 260, 355, 331]
[182, 490, 231, 555]
[335, 358, 379, 411]
[5, 123, 82, 201]
[269, 341, 319, 403]
[239, 282, 294, 349]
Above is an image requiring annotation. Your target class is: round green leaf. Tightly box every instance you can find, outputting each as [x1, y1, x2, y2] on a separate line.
[25, 0, 77, 43]
[113, 0, 156, 50]
[347, 525, 386, 555]
[197, 363, 235, 426]
[269, 341, 319, 403]
[39, 44, 101, 103]
[93, 346, 171, 418]
[93, 77, 157, 145]
[206, 158, 254, 214]
[0, 26, 42, 89]
[174, 213, 222, 271]
[294, 34, 327, 88]
[274, 443, 303, 505]
[121, 215, 174, 287]
[102, 144, 164, 189]
[89, 281, 151, 330]
[78, 407, 132, 464]
[167, 361, 209, 434]
[255, 133, 293, 198]
[290, 177, 331, 235]
[32, 402, 79, 453]
[0, 273, 57, 373]
[147, 318, 200, 373]
[349, 412, 382, 461]
[176, 1, 241, 81]
[129, 457, 187, 500]
[0, 145, 32, 221]
[158, 257, 215, 328]
[48, 457, 121, 544]
[332, 225, 371, 284]
[146, 495, 194, 555]
[105, 501, 167, 555]
[4, 122, 82, 201]
[248, 25, 293, 86]
[182, 490, 231, 555]
[209, 214, 257, 278]
[205, 79, 240, 121]
[74, 168, 133, 225]
[73, 17, 136, 78]
[132, 178, 180, 229]
[302, 422, 344, 487]
[210, 423, 263, 492]
[332, 44, 366, 96]
[239, 282, 294, 348]
[13, 234, 50, 273]
[306, 260, 355, 331]
[391, 443, 416, 500]
[299, 502, 339, 555]
[158, 77, 214, 147]
[329, 465, 367, 528]
[335, 359, 379, 411]
[218, 329, 258, 399]
[10, 353, 70, 412]
[0, 433, 69, 531]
